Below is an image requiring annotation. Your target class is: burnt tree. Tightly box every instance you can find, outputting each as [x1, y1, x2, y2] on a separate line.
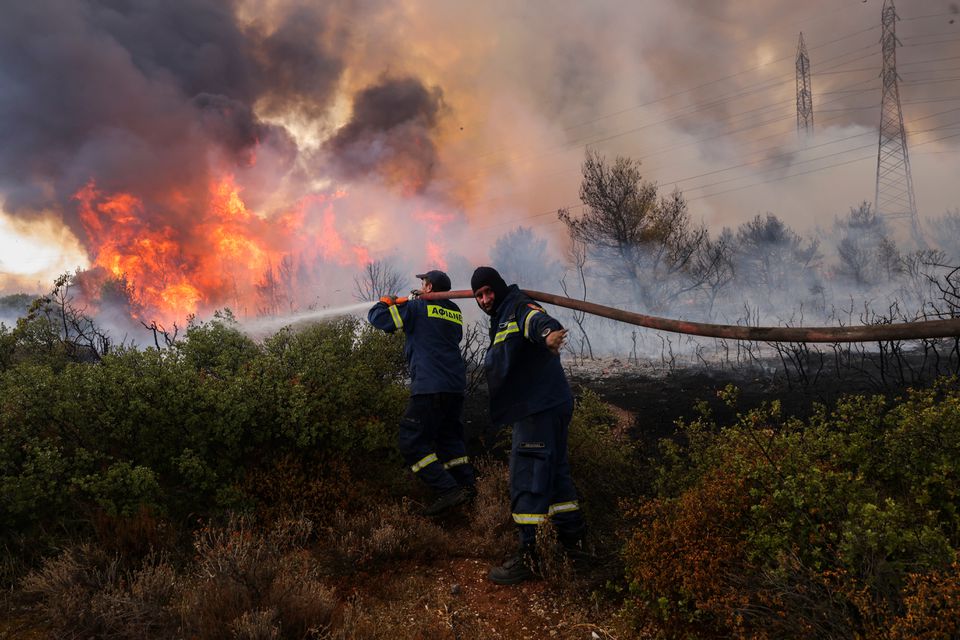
[559, 150, 730, 312]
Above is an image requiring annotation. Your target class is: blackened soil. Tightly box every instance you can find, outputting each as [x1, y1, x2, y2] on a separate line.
[464, 357, 910, 456]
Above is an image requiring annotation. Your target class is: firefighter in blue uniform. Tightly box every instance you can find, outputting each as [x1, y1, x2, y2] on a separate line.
[368, 270, 476, 516]
[471, 266, 587, 584]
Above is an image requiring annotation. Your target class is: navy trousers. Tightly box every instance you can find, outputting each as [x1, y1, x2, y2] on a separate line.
[509, 399, 585, 546]
[399, 392, 475, 494]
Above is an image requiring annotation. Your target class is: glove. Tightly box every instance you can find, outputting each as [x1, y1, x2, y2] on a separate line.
[409, 289, 423, 299]
[379, 296, 409, 306]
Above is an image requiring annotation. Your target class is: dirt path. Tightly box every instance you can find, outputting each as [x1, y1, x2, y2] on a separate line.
[338, 557, 625, 639]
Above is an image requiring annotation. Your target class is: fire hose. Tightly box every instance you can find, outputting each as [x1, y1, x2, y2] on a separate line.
[418, 289, 960, 343]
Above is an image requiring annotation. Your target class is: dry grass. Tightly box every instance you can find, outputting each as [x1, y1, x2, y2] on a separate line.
[458, 458, 514, 558]
[18, 456, 616, 639]
[181, 515, 335, 640]
[21, 543, 178, 638]
[230, 608, 280, 640]
[319, 500, 449, 575]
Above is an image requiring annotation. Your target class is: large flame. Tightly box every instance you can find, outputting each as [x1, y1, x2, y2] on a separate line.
[74, 176, 379, 324]
[413, 210, 453, 270]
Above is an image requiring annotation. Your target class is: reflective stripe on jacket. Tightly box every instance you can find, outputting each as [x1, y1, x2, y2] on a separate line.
[368, 298, 466, 395]
[483, 285, 572, 425]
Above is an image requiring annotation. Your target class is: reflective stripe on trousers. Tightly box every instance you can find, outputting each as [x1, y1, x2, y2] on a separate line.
[509, 400, 583, 546]
[399, 393, 474, 494]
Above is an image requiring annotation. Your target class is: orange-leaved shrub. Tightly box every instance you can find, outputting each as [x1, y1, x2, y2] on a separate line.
[623, 460, 758, 637]
[623, 378, 960, 639]
[888, 561, 960, 640]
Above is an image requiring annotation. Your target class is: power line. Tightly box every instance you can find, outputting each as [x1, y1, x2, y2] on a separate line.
[463, 32, 956, 186]
[460, 13, 959, 233]
[466, 42, 886, 183]
[473, 108, 960, 237]
[900, 54, 960, 66]
[689, 128, 960, 203]
[472, 126, 960, 237]
[900, 11, 959, 22]
[675, 105, 960, 191]
[467, 25, 885, 168]
[460, 76, 882, 216]
[476, 20, 883, 156]
[464, 71, 956, 222]
[900, 30, 960, 40]
[680, 121, 959, 196]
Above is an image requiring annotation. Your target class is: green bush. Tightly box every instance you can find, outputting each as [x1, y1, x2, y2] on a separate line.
[568, 389, 644, 537]
[0, 314, 407, 548]
[624, 378, 960, 638]
[0, 303, 71, 371]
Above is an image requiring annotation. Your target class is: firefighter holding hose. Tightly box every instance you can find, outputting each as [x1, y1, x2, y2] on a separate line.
[471, 266, 588, 585]
[368, 270, 476, 517]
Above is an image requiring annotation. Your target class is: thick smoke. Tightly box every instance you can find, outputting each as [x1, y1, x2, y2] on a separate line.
[0, 0, 344, 229]
[251, 4, 346, 120]
[1, 0, 958, 341]
[324, 76, 445, 192]
[193, 93, 297, 167]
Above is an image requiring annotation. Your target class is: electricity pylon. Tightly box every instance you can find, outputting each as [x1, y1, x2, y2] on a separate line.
[875, 0, 925, 247]
[796, 32, 814, 138]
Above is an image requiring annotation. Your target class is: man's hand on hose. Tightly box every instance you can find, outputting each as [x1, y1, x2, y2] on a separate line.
[409, 289, 423, 299]
[379, 295, 408, 306]
[544, 328, 568, 355]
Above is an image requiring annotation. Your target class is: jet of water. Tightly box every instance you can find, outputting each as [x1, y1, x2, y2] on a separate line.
[237, 301, 373, 337]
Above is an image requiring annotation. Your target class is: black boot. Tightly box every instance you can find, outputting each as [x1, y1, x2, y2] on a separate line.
[488, 547, 539, 585]
[421, 486, 470, 517]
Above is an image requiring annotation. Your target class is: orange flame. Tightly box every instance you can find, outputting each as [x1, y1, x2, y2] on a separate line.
[74, 176, 459, 325]
[74, 176, 374, 324]
[413, 210, 454, 270]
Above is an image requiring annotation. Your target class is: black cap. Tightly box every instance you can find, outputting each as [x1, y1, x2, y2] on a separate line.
[416, 269, 452, 292]
[471, 266, 508, 299]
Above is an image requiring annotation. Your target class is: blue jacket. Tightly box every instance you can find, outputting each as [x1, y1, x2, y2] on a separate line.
[484, 285, 573, 425]
[368, 297, 466, 395]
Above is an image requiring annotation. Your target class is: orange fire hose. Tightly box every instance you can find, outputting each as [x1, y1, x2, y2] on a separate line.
[418, 289, 960, 343]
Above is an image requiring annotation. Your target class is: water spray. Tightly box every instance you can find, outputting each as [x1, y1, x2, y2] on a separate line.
[419, 290, 960, 343]
[237, 302, 371, 336]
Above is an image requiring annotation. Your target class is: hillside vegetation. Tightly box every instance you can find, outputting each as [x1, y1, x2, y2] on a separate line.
[1, 298, 958, 638]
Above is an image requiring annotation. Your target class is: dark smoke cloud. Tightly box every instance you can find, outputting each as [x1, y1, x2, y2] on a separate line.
[84, 0, 260, 103]
[0, 0, 347, 233]
[252, 5, 346, 119]
[324, 76, 445, 191]
[193, 93, 297, 169]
